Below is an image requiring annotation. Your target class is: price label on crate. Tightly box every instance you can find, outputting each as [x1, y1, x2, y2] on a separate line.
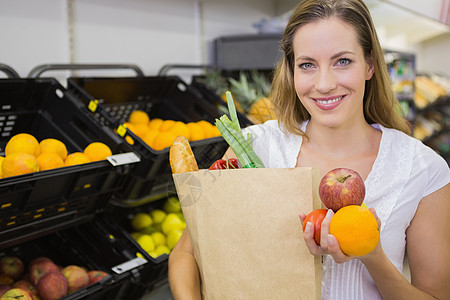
[88, 99, 99, 113]
[107, 152, 141, 166]
[112, 257, 148, 274]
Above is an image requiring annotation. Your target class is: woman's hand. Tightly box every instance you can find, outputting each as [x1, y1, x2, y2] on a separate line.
[299, 207, 382, 263]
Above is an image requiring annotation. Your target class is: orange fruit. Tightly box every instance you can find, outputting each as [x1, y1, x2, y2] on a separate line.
[84, 142, 113, 162]
[64, 152, 91, 166]
[169, 121, 190, 140]
[159, 120, 176, 132]
[130, 123, 149, 139]
[129, 110, 150, 125]
[211, 125, 221, 137]
[186, 122, 205, 141]
[37, 152, 64, 171]
[148, 118, 164, 131]
[39, 138, 68, 160]
[142, 130, 159, 148]
[330, 205, 379, 257]
[196, 121, 214, 139]
[5, 133, 40, 157]
[152, 131, 177, 151]
[0, 156, 4, 178]
[2, 152, 39, 177]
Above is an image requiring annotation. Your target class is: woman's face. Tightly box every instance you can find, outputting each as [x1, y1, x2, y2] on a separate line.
[293, 17, 373, 129]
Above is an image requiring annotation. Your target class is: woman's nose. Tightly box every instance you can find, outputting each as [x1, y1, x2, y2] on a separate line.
[315, 69, 337, 93]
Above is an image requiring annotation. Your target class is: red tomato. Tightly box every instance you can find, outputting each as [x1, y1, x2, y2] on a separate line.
[226, 158, 239, 169]
[209, 158, 240, 170]
[302, 208, 328, 245]
[209, 159, 227, 170]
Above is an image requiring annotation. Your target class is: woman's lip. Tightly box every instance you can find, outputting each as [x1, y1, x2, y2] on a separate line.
[312, 95, 345, 110]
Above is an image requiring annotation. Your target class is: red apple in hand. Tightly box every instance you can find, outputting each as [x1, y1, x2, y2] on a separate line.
[0, 257, 24, 281]
[37, 272, 68, 300]
[319, 168, 365, 212]
[62, 265, 89, 293]
[302, 209, 328, 245]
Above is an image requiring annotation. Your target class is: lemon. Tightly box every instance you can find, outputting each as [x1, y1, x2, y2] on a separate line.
[150, 232, 166, 247]
[163, 197, 182, 213]
[140, 226, 156, 235]
[154, 245, 171, 256]
[130, 232, 142, 240]
[150, 209, 167, 224]
[161, 213, 184, 235]
[167, 229, 184, 250]
[136, 234, 155, 252]
[131, 213, 153, 231]
[176, 212, 185, 223]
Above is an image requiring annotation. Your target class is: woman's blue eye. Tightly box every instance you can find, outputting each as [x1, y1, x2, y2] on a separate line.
[300, 63, 314, 70]
[337, 58, 351, 66]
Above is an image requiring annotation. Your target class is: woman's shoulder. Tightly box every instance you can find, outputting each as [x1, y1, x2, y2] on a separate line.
[378, 124, 450, 194]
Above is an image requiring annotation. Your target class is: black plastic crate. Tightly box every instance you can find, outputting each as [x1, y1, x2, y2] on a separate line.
[67, 76, 229, 202]
[0, 78, 136, 249]
[0, 215, 167, 300]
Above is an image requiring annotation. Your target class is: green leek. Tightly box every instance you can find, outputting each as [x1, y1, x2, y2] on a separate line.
[215, 91, 264, 168]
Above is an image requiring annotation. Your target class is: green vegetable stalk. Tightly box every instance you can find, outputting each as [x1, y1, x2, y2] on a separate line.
[215, 91, 265, 168]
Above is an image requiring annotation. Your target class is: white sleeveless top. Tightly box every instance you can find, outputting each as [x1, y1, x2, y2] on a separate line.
[242, 120, 450, 299]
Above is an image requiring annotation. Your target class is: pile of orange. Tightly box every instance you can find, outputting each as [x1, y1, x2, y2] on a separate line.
[0, 133, 113, 179]
[123, 110, 221, 151]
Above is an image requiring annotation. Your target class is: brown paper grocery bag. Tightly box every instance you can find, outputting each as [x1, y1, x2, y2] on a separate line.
[173, 167, 322, 300]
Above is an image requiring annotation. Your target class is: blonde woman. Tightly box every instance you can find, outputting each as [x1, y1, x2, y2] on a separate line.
[169, 1, 450, 299]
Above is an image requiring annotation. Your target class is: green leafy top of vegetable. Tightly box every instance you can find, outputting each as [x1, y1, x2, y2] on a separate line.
[215, 91, 265, 168]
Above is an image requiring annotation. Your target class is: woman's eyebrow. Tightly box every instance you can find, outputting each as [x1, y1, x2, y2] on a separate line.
[295, 51, 356, 62]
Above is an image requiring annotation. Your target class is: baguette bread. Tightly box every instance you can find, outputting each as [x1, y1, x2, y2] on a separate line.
[169, 136, 199, 174]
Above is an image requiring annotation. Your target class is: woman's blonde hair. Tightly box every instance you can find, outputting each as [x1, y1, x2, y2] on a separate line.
[271, 0, 411, 135]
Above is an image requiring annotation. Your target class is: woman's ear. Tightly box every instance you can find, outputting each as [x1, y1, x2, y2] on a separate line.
[366, 52, 375, 80]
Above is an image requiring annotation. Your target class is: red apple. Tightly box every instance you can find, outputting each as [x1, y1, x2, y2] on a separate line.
[61, 265, 89, 293]
[37, 272, 67, 300]
[0, 275, 13, 286]
[29, 260, 60, 286]
[12, 280, 38, 298]
[0, 286, 11, 297]
[319, 168, 365, 212]
[0, 288, 32, 300]
[0, 257, 24, 281]
[29, 257, 52, 266]
[87, 270, 108, 285]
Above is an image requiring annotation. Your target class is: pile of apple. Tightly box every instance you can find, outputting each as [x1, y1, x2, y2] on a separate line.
[0, 255, 108, 300]
[303, 167, 366, 245]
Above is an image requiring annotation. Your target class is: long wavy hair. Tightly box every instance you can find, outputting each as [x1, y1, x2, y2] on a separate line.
[271, 0, 411, 136]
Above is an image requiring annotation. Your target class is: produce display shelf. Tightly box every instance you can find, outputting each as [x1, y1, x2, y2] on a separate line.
[67, 75, 229, 203]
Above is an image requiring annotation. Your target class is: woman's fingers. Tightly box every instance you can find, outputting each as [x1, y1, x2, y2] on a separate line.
[320, 209, 334, 248]
[326, 234, 352, 263]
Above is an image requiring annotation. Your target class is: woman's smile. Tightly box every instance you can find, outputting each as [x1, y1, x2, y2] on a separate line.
[312, 95, 345, 110]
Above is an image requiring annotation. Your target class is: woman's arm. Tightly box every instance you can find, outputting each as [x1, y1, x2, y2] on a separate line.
[360, 184, 450, 299]
[168, 228, 201, 300]
[301, 184, 450, 299]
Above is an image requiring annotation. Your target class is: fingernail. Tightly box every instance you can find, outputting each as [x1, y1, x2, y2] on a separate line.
[305, 222, 312, 233]
[326, 209, 333, 218]
[327, 234, 334, 246]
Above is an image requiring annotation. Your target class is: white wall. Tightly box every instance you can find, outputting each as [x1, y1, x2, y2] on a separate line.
[0, 0, 448, 79]
[0, 0, 70, 78]
[0, 0, 274, 79]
